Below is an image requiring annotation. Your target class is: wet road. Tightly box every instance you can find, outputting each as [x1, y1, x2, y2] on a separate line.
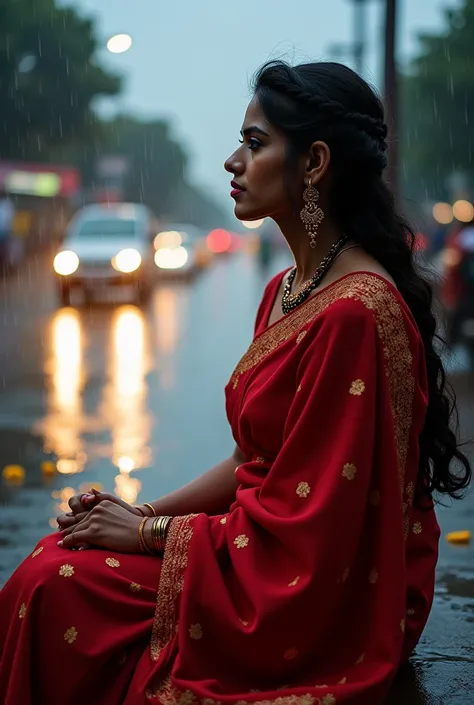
[0, 251, 473, 703]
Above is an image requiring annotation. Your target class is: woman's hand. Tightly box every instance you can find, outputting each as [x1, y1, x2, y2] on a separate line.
[58, 501, 145, 553]
[56, 490, 143, 531]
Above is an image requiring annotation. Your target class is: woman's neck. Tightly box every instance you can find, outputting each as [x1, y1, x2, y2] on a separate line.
[275, 216, 345, 290]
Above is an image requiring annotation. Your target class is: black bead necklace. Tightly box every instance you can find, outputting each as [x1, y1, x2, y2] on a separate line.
[281, 234, 349, 314]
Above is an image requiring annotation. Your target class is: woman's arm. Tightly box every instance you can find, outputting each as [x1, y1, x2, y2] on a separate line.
[138, 445, 245, 518]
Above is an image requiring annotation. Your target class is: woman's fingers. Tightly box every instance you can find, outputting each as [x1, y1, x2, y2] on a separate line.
[56, 513, 76, 530]
[68, 494, 88, 515]
[89, 491, 143, 516]
[59, 529, 92, 549]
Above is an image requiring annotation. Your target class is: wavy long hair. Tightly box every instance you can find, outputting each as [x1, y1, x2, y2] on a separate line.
[254, 60, 471, 501]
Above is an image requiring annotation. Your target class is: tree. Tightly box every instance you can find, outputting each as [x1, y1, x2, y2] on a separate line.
[401, 0, 474, 201]
[0, 0, 120, 160]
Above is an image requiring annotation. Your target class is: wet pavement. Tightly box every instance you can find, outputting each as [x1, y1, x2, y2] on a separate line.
[0, 251, 473, 703]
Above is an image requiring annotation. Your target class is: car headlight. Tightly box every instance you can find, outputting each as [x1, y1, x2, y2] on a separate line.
[54, 250, 79, 276]
[154, 246, 189, 269]
[112, 248, 142, 273]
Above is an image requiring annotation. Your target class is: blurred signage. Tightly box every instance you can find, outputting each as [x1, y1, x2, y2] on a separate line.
[0, 161, 80, 198]
[95, 155, 129, 179]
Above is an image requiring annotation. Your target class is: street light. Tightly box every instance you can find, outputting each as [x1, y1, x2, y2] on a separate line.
[106, 34, 132, 54]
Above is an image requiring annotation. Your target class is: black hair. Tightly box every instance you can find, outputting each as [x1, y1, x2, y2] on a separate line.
[253, 60, 471, 501]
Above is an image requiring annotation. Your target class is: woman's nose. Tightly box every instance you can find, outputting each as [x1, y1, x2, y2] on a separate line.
[224, 152, 244, 176]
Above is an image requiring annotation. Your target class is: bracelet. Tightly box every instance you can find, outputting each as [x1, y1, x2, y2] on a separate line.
[138, 517, 154, 555]
[144, 502, 157, 517]
[151, 516, 172, 553]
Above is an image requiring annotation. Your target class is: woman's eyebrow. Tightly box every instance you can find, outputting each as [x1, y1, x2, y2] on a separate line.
[240, 126, 270, 138]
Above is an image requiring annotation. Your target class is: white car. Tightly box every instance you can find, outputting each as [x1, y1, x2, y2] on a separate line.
[53, 203, 156, 305]
[153, 223, 212, 277]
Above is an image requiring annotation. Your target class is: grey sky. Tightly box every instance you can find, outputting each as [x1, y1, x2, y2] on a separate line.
[74, 0, 458, 214]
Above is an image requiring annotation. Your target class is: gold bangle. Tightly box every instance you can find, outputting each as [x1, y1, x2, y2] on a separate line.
[144, 502, 157, 517]
[138, 517, 154, 555]
[151, 516, 172, 553]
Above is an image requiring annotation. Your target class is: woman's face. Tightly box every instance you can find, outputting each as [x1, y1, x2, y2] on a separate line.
[224, 96, 296, 222]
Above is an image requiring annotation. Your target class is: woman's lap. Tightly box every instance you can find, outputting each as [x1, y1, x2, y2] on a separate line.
[0, 533, 162, 705]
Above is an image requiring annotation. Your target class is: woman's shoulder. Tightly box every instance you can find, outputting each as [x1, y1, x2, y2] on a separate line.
[303, 271, 421, 345]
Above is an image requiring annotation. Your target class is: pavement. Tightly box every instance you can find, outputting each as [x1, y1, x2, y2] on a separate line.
[0, 249, 473, 704]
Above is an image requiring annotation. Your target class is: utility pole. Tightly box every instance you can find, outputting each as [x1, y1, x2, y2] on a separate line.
[384, 0, 398, 201]
[353, 0, 368, 76]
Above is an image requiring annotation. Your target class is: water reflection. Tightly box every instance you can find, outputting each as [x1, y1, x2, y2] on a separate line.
[153, 286, 187, 388]
[101, 305, 152, 501]
[37, 309, 86, 473]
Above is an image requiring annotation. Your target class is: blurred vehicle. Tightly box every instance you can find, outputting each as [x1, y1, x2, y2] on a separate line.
[440, 220, 474, 344]
[53, 203, 156, 305]
[153, 223, 211, 278]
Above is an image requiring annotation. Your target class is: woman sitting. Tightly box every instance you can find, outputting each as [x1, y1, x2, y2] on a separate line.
[0, 60, 470, 705]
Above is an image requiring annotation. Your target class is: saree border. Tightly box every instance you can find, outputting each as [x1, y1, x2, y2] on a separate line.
[230, 273, 414, 487]
[150, 514, 197, 661]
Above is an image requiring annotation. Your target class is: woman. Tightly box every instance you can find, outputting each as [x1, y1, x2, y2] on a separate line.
[0, 61, 471, 705]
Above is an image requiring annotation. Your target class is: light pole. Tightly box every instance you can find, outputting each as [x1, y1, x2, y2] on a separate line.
[352, 0, 368, 76]
[384, 0, 398, 201]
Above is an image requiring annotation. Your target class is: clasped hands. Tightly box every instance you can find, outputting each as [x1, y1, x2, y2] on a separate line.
[56, 490, 150, 553]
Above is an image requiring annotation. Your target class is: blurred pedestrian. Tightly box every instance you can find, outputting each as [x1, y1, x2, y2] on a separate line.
[0, 61, 471, 705]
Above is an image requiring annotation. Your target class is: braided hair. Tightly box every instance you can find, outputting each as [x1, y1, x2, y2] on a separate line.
[254, 60, 471, 502]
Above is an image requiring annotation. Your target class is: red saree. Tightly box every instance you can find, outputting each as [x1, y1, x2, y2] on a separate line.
[0, 271, 440, 705]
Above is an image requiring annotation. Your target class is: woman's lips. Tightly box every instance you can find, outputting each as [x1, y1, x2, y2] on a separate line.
[231, 182, 246, 198]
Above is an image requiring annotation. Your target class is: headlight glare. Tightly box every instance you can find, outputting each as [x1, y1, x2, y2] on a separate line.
[53, 251, 79, 276]
[112, 248, 142, 273]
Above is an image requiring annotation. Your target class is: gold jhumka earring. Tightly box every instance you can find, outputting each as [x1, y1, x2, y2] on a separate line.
[300, 180, 324, 249]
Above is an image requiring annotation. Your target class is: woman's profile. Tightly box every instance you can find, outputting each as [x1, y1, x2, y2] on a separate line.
[0, 60, 471, 705]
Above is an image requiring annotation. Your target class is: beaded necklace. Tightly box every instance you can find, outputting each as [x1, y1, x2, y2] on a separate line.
[281, 234, 349, 314]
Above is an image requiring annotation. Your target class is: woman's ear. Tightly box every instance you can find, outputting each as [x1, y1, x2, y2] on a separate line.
[305, 140, 331, 185]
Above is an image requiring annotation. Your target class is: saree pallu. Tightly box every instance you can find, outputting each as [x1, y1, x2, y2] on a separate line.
[0, 271, 440, 705]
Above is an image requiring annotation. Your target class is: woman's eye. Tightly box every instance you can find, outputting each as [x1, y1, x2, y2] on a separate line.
[238, 137, 261, 151]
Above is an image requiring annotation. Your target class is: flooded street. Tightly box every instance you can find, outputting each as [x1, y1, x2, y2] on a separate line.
[0, 252, 473, 703]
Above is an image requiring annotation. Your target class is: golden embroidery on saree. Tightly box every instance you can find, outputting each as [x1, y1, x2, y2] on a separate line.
[296, 330, 307, 344]
[64, 626, 78, 644]
[349, 379, 365, 396]
[296, 481, 311, 498]
[412, 521, 422, 535]
[189, 623, 203, 640]
[31, 546, 43, 558]
[342, 463, 357, 481]
[369, 568, 378, 584]
[234, 534, 250, 549]
[105, 557, 120, 568]
[59, 564, 74, 577]
[220, 516, 227, 524]
[150, 514, 196, 661]
[130, 582, 141, 592]
[18, 603, 26, 619]
[288, 576, 300, 587]
[150, 681, 326, 705]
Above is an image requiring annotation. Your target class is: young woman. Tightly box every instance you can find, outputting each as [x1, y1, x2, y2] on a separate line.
[0, 60, 470, 705]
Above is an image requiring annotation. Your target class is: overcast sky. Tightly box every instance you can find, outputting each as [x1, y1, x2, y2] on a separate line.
[73, 0, 459, 213]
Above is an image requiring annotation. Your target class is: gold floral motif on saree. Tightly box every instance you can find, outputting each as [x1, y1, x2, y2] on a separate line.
[220, 516, 227, 524]
[234, 534, 250, 549]
[296, 330, 308, 345]
[369, 568, 378, 584]
[150, 514, 197, 661]
[229, 274, 414, 490]
[59, 564, 74, 577]
[412, 521, 423, 535]
[189, 623, 203, 640]
[342, 463, 357, 481]
[338, 678, 347, 685]
[349, 379, 365, 396]
[64, 626, 78, 644]
[288, 576, 300, 587]
[130, 582, 141, 592]
[18, 603, 26, 619]
[105, 557, 120, 568]
[31, 546, 43, 558]
[296, 481, 311, 498]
